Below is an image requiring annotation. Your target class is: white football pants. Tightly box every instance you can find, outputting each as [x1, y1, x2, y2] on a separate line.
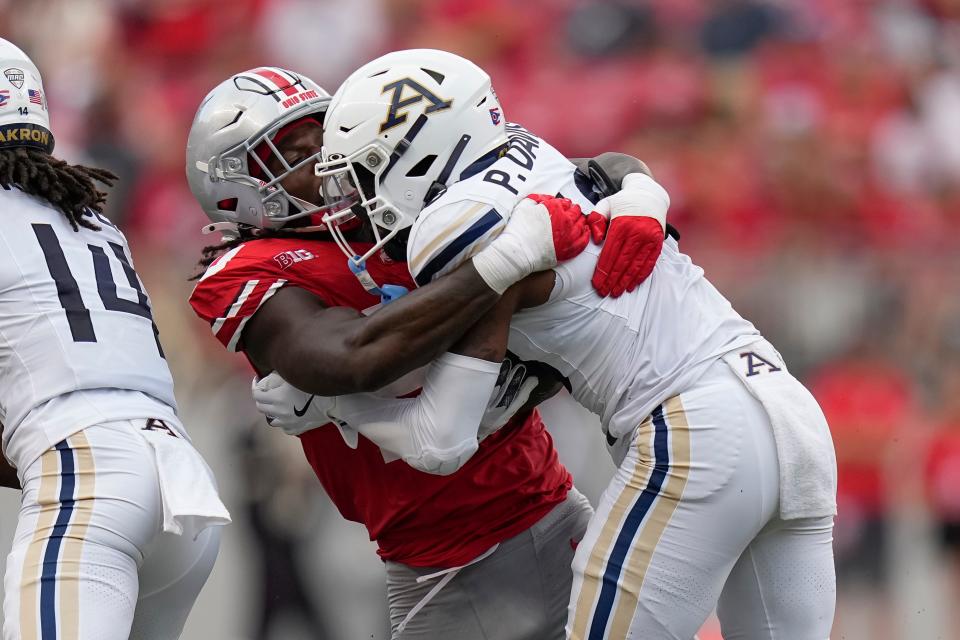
[3, 420, 220, 640]
[566, 360, 836, 640]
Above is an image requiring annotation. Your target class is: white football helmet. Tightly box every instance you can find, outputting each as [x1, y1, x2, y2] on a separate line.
[316, 49, 507, 265]
[185, 67, 337, 238]
[0, 38, 54, 153]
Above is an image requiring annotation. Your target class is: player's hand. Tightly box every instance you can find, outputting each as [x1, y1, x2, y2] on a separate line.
[252, 373, 333, 437]
[590, 173, 669, 298]
[472, 195, 605, 294]
[479, 355, 540, 439]
[525, 194, 606, 255]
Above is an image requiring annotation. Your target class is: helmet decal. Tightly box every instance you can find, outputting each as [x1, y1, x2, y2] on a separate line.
[234, 68, 305, 100]
[27, 88, 44, 109]
[234, 68, 322, 111]
[4, 67, 24, 90]
[379, 77, 452, 134]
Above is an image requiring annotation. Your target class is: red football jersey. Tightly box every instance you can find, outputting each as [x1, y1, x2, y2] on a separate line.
[189, 237, 571, 567]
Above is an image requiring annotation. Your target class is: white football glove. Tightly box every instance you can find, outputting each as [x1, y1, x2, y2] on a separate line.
[252, 373, 358, 446]
[478, 356, 539, 440]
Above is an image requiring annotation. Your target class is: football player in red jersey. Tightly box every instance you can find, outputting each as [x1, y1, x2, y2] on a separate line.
[185, 68, 652, 639]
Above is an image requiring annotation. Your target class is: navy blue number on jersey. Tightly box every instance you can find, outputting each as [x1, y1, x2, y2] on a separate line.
[31, 223, 165, 357]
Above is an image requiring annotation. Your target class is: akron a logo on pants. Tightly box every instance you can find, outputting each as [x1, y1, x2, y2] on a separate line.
[739, 351, 782, 377]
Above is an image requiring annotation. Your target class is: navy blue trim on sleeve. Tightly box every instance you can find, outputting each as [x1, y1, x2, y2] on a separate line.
[414, 208, 503, 286]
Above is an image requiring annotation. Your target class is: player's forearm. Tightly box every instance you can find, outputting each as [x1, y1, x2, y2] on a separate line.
[287, 263, 499, 394]
[342, 288, 526, 472]
[331, 352, 500, 475]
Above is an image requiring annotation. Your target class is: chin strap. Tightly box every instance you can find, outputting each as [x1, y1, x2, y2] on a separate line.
[348, 256, 408, 304]
[424, 133, 473, 206]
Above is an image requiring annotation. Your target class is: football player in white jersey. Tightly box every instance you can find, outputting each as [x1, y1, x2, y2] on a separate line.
[187, 64, 673, 640]
[0, 39, 228, 640]
[254, 49, 838, 639]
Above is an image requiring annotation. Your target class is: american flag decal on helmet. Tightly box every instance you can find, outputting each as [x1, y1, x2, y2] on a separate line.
[233, 67, 306, 102]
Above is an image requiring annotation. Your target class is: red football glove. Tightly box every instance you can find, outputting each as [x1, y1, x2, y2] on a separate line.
[526, 193, 606, 261]
[590, 173, 669, 297]
[474, 194, 607, 294]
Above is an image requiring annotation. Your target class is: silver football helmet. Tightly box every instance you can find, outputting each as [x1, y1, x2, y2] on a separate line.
[186, 67, 336, 238]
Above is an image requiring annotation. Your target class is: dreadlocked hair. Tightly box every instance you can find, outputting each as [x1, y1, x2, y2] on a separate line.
[0, 148, 117, 232]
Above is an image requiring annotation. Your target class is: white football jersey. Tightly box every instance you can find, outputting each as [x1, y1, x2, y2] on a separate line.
[407, 124, 761, 438]
[0, 187, 180, 468]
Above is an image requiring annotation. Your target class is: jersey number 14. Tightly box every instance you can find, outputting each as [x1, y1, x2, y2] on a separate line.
[32, 223, 165, 357]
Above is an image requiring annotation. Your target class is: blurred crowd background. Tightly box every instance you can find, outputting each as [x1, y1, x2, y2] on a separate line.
[1, 0, 959, 638]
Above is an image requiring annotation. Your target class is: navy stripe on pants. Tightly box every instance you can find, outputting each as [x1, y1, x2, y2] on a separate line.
[39, 440, 77, 640]
[588, 405, 670, 639]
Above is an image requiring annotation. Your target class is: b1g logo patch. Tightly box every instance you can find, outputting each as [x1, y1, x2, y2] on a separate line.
[273, 248, 316, 269]
[4, 68, 24, 90]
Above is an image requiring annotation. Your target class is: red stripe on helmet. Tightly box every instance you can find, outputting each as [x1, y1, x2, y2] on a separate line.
[253, 68, 299, 96]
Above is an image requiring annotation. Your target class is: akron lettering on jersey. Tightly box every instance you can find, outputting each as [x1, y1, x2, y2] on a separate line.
[482, 124, 540, 195]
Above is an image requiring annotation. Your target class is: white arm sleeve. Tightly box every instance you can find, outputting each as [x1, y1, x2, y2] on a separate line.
[329, 353, 500, 475]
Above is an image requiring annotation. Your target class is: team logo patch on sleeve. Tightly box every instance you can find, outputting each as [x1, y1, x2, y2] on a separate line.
[489, 107, 501, 125]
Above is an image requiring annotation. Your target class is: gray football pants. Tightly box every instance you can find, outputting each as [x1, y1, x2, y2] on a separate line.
[385, 488, 594, 640]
